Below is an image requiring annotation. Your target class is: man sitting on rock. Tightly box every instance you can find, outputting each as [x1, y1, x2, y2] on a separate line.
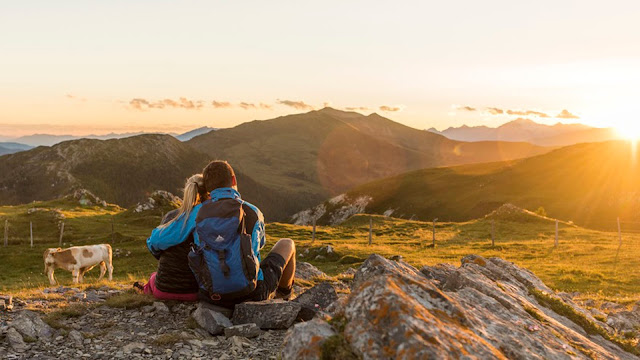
[189, 160, 296, 307]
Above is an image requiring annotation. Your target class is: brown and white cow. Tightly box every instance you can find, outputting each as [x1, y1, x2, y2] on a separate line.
[43, 244, 114, 285]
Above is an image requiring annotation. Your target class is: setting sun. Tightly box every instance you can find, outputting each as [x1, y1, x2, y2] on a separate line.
[616, 123, 640, 140]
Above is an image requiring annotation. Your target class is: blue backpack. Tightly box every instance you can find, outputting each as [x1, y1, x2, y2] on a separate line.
[188, 198, 259, 302]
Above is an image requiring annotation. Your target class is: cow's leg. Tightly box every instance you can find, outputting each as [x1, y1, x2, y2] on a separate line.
[72, 268, 80, 284]
[47, 267, 56, 285]
[106, 255, 114, 281]
[79, 267, 89, 283]
[98, 262, 106, 281]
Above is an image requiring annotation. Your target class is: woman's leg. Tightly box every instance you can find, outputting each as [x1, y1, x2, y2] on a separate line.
[269, 238, 296, 291]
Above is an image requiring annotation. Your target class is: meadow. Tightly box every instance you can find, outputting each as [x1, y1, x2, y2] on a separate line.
[1, 199, 638, 304]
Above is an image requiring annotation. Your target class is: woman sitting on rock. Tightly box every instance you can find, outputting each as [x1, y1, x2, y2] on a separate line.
[135, 174, 208, 301]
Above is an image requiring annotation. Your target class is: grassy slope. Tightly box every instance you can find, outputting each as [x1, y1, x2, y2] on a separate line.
[187, 108, 550, 220]
[327, 140, 640, 230]
[1, 201, 638, 303]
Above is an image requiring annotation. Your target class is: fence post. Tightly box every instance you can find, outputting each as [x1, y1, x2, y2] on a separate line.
[59, 222, 65, 247]
[3, 220, 7, 247]
[30, 221, 33, 248]
[491, 219, 495, 247]
[432, 218, 438, 247]
[111, 216, 115, 244]
[555, 220, 559, 247]
[368, 217, 373, 245]
[311, 218, 316, 243]
[615, 217, 623, 265]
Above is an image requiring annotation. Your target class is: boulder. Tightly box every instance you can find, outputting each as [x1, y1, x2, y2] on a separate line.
[281, 318, 337, 360]
[232, 300, 302, 329]
[192, 306, 233, 335]
[293, 282, 338, 321]
[6, 327, 27, 353]
[10, 310, 54, 341]
[295, 262, 327, 281]
[285, 254, 638, 359]
[224, 323, 262, 338]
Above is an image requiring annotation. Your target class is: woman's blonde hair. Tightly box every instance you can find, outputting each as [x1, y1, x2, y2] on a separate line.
[161, 174, 206, 228]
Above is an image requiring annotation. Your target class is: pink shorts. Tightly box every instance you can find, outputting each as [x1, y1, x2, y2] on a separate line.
[143, 272, 199, 302]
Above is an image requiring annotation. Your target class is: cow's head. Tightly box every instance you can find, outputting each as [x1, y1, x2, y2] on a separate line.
[43, 248, 61, 270]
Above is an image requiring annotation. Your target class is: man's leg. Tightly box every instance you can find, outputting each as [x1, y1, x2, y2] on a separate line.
[269, 238, 296, 293]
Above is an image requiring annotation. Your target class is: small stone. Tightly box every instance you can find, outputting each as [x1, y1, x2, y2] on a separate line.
[192, 305, 232, 335]
[123, 342, 145, 354]
[224, 323, 262, 339]
[141, 305, 155, 313]
[153, 301, 170, 313]
[0, 299, 5, 310]
[6, 327, 27, 353]
[68, 330, 84, 348]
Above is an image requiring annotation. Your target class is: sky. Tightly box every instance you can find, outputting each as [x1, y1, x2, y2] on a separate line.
[1, 0, 639, 137]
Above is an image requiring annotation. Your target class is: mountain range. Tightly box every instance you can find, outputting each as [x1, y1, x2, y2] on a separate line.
[0, 142, 33, 156]
[428, 118, 619, 146]
[299, 140, 640, 230]
[0, 108, 550, 221]
[0, 127, 219, 147]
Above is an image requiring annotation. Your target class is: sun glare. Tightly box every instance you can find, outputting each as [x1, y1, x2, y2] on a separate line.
[616, 123, 640, 141]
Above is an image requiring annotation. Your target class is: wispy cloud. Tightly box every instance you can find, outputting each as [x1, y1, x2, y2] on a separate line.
[128, 97, 204, 110]
[65, 94, 87, 102]
[506, 109, 549, 118]
[556, 109, 580, 119]
[277, 99, 315, 110]
[486, 107, 504, 115]
[457, 106, 477, 112]
[259, 103, 273, 110]
[379, 105, 402, 112]
[345, 106, 370, 112]
[238, 102, 257, 110]
[212, 101, 233, 108]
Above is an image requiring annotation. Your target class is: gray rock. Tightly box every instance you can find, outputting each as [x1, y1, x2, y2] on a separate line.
[192, 306, 232, 335]
[6, 327, 27, 353]
[10, 310, 54, 340]
[68, 330, 84, 348]
[232, 300, 302, 330]
[293, 282, 338, 321]
[224, 323, 262, 339]
[122, 342, 145, 354]
[281, 318, 336, 360]
[0, 299, 5, 311]
[295, 262, 327, 281]
[153, 301, 170, 313]
[333, 254, 637, 359]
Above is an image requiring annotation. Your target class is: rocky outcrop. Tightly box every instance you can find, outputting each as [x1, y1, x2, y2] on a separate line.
[232, 300, 302, 330]
[294, 262, 328, 280]
[293, 282, 338, 321]
[133, 190, 181, 213]
[284, 254, 638, 360]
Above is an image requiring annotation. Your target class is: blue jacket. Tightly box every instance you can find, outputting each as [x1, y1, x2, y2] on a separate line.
[146, 204, 202, 258]
[194, 188, 266, 281]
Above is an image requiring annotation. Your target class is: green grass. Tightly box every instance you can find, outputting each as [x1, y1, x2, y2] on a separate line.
[529, 288, 639, 355]
[1, 199, 640, 306]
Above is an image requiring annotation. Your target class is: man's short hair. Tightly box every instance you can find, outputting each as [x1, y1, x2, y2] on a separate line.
[203, 160, 236, 192]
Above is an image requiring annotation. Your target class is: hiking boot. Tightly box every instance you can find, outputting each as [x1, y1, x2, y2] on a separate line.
[274, 282, 295, 301]
[132, 281, 145, 292]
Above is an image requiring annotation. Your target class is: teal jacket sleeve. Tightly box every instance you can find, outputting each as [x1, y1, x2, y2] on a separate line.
[146, 204, 201, 257]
